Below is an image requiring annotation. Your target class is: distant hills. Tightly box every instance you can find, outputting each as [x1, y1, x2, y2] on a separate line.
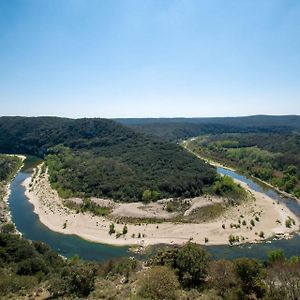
[115, 115, 300, 140]
[0, 117, 216, 201]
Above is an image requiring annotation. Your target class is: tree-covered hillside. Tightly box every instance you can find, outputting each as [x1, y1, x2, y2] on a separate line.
[116, 115, 300, 141]
[0, 117, 216, 201]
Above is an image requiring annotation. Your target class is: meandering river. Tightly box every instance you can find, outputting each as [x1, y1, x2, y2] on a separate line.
[7, 158, 300, 261]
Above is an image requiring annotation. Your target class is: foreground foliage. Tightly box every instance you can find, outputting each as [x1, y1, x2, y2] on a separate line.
[0, 235, 300, 299]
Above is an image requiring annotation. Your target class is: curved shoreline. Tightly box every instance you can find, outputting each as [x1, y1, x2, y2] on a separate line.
[1, 155, 26, 232]
[183, 141, 300, 202]
[20, 164, 299, 247]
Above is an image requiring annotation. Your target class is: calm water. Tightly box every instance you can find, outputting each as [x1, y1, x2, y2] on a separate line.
[8, 158, 129, 261]
[7, 159, 300, 261]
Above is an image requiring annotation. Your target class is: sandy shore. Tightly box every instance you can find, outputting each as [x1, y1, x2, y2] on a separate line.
[183, 141, 300, 202]
[21, 164, 299, 247]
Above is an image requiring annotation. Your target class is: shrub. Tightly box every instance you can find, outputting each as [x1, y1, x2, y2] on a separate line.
[267, 249, 285, 264]
[137, 266, 179, 300]
[208, 260, 237, 296]
[234, 258, 266, 298]
[1, 223, 15, 234]
[109, 223, 115, 235]
[17, 257, 48, 275]
[0, 274, 38, 296]
[50, 263, 96, 298]
[285, 217, 295, 228]
[175, 242, 209, 287]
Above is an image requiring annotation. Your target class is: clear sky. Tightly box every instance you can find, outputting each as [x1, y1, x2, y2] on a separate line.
[1, 0, 299, 118]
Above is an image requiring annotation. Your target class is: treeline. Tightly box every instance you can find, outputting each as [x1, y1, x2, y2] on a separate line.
[116, 115, 300, 141]
[0, 117, 216, 201]
[187, 133, 300, 198]
[45, 142, 216, 201]
[1, 233, 299, 299]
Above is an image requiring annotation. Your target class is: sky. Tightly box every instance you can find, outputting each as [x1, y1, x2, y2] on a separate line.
[0, 0, 300, 118]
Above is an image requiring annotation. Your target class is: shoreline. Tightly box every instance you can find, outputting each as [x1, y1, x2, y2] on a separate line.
[183, 142, 300, 202]
[1, 155, 26, 233]
[21, 164, 299, 247]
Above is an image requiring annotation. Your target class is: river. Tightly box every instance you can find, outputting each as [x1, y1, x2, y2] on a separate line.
[7, 158, 300, 261]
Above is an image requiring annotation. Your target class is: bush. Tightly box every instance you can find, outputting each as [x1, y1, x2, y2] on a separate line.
[267, 249, 285, 264]
[208, 260, 237, 296]
[0, 274, 38, 296]
[175, 242, 209, 287]
[1, 223, 15, 234]
[50, 263, 96, 298]
[17, 257, 48, 275]
[109, 223, 115, 235]
[234, 258, 266, 298]
[137, 266, 179, 300]
[122, 225, 128, 235]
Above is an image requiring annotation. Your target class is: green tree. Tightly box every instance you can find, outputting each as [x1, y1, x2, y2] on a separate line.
[142, 189, 152, 203]
[175, 242, 209, 287]
[137, 266, 179, 300]
[235, 258, 266, 298]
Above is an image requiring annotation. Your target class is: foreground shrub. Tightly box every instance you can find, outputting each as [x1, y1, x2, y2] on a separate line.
[208, 259, 237, 296]
[150, 242, 209, 288]
[0, 273, 38, 296]
[137, 266, 179, 300]
[235, 258, 266, 299]
[265, 260, 300, 300]
[50, 262, 96, 298]
[175, 242, 209, 287]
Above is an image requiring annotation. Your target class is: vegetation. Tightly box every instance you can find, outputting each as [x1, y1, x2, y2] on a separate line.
[0, 155, 22, 182]
[186, 133, 300, 198]
[206, 175, 248, 203]
[117, 115, 300, 141]
[0, 155, 23, 231]
[137, 266, 179, 300]
[186, 203, 225, 223]
[0, 117, 218, 201]
[0, 233, 300, 299]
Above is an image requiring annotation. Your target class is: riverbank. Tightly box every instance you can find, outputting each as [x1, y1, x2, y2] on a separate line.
[183, 140, 300, 202]
[0, 155, 26, 229]
[22, 164, 299, 247]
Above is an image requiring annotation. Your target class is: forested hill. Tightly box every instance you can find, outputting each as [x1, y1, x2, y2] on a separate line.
[115, 115, 300, 141]
[0, 117, 216, 201]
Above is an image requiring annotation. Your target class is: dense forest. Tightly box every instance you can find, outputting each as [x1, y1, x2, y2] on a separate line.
[0, 233, 299, 299]
[0, 117, 216, 201]
[186, 133, 300, 198]
[116, 115, 300, 141]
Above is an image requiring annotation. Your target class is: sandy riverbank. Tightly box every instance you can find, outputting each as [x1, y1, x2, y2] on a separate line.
[21, 164, 299, 247]
[183, 141, 300, 202]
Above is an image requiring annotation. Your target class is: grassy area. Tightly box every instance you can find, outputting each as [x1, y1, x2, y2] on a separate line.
[184, 203, 226, 223]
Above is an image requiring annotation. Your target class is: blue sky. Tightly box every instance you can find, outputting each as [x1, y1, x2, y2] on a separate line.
[0, 0, 299, 117]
